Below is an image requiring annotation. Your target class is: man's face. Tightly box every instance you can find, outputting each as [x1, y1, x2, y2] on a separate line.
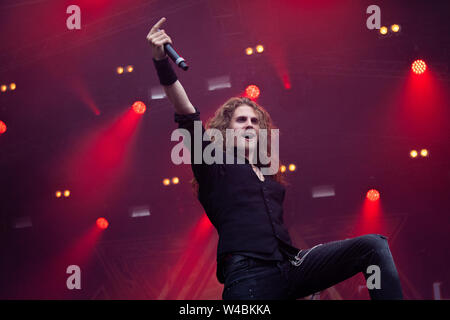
[229, 105, 260, 155]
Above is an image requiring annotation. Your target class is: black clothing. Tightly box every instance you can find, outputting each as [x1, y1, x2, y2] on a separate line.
[152, 57, 178, 86]
[221, 234, 404, 300]
[174, 108, 301, 284]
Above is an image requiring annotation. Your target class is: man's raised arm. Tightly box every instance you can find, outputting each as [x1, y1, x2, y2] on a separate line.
[146, 17, 196, 115]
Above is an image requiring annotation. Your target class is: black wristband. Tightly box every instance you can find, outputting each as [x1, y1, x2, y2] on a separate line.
[152, 57, 178, 86]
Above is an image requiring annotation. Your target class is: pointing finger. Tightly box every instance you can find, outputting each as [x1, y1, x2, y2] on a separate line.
[150, 17, 166, 33]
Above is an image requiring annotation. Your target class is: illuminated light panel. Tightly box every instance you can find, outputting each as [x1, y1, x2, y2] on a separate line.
[280, 165, 286, 173]
[288, 164, 296, 171]
[55, 191, 62, 198]
[379, 26, 388, 35]
[256, 45, 264, 53]
[117, 66, 124, 74]
[245, 47, 253, 55]
[163, 178, 170, 186]
[172, 177, 179, 184]
[150, 86, 166, 100]
[130, 206, 151, 218]
[312, 185, 336, 199]
[207, 75, 231, 91]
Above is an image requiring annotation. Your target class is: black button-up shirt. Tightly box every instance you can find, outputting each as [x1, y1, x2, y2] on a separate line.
[174, 108, 300, 284]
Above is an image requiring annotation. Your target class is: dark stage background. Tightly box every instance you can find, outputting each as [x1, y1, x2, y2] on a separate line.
[0, 0, 449, 299]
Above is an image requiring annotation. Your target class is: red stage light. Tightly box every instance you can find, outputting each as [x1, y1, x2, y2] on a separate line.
[96, 217, 109, 229]
[366, 189, 380, 202]
[282, 74, 292, 90]
[0, 121, 6, 134]
[245, 85, 260, 100]
[132, 101, 146, 114]
[411, 59, 427, 75]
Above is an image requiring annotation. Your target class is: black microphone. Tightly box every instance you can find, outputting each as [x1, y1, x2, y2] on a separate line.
[164, 43, 189, 71]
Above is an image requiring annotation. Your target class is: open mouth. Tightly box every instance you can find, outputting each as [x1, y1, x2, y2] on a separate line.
[242, 132, 256, 140]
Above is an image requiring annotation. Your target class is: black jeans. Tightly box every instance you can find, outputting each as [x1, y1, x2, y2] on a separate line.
[221, 234, 403, 300]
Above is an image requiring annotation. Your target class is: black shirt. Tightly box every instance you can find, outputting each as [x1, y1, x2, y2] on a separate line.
[174, 108, 301, 284]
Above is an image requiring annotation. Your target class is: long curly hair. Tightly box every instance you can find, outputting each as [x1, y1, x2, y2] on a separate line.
[191, 97, 287, 195]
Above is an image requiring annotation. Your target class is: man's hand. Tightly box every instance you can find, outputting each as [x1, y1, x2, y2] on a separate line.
[146, 17, 173, 61]
[146, 17, 196, 114]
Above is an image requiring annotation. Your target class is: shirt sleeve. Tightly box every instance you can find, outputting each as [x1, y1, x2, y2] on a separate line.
[173, 107, 220, 186]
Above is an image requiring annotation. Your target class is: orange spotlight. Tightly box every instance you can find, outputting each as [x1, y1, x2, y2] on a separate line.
[256, 45, 264, 53]
[245, 47, 254, 55]
[0, 121, 6, 134]
[163, 178, 171, 186]
[411, 59, 427, 75]
[55, 191, 62, 198]
[410, 150, 418, 158]
[280, 165, 286, 173]
[172, 177, 179, 184]
[379, 26, 388, 35]
[391, 24, 400, 33]
[366, 189, 380, 202]
[420, 149, 428, 157]
[10, 83, 16, 90]
[64, 190, 71, 197]
[0, 85, 7, 92]
[245, 85, 260, 100]
[126, 65, 134, 73]
[288, 164, 296, 171]
[96, 217, 109, 229]
[132, 101, 146, 114]
[116, 66, 124, 74]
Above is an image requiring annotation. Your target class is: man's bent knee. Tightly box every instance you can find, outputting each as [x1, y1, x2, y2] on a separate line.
[359, 234, 389, 251]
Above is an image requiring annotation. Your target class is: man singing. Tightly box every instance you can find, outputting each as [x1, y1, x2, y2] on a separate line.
[147, 17, 403, 300]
